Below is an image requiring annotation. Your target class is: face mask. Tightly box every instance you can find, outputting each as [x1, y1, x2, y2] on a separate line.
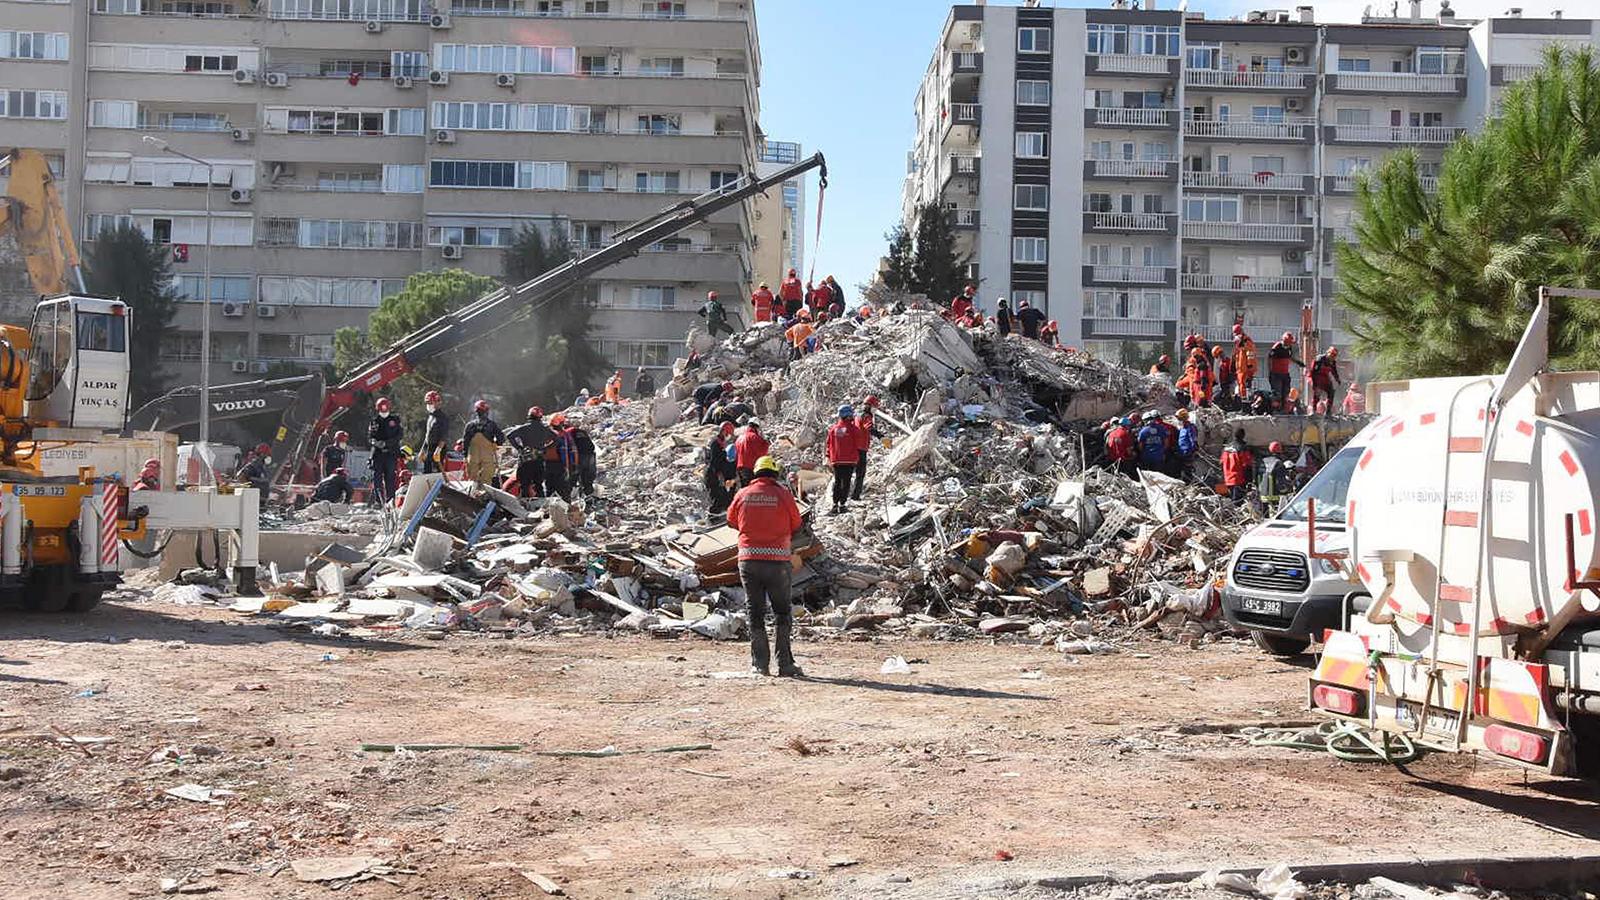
[338, 441, 348, 450]
[264, 457, 273, 466]
[426, 404, 437, 413]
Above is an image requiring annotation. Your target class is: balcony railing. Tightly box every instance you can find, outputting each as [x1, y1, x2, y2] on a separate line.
[1090, 264, 1173, 284]
[950, 154, 979, 176]
[448, 5, 747, 20]
[1090, 53, 1173, 74]
[1182, 273, 1311, 293]
[1183, 221, 1311, 242]
[1184, 116, 1314, 140]
[1331, 71, 1465, 93]
[1195, 323, 1298, 343]
[1085, 317, 1171, 337]
[1088, 107, 1176, 128]
[1087, 212, 1175, 232]
[1329, 226, 1360, 244]
[952, 51, 983, 73]
[1185, 67, 1313, 90]
[950, 103, 980, 125]
[951, 208, 979, 228]
[1500, 63, 1540, 83]
[1183, 171, 1310, 191]
[1419, 175, 1439, 192]
[1329, 124, 1465, 144]
[1085, 158, 1174, 179]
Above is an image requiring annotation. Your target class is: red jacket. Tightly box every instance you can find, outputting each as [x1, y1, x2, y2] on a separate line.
[949, 294, 974, 320]
[734, 428, 770, 470]
[856, 410, 878, 446]
[779, 277, 803, 303]
[826, 419, 865, 464]
[1221, 445, 1254, 487]
[1106, 426, 1134, 462]
[727, 476, 803, 562]
[751, 288, 774, 322]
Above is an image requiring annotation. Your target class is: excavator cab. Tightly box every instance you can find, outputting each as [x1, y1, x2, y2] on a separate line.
[23, 294, 130, 431]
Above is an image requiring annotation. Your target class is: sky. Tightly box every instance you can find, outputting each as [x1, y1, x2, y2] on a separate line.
[751, 0, 1573, 300]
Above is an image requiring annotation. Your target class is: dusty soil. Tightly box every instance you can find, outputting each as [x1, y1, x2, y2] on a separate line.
[4, 598, 1600, 900]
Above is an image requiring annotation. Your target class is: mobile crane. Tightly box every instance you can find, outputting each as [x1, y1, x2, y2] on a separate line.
[273, 151, 828, 483]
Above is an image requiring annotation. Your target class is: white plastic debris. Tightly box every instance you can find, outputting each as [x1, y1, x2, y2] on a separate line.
[879, 656, 911, 675]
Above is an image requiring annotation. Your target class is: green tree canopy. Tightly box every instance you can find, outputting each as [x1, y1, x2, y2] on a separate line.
[910, 202, 969, 304]
[881, 224, 914, 293]
[499, 224, 610, 405]
[82, 223, 177, 406]
[1337, 45, 1600, 378]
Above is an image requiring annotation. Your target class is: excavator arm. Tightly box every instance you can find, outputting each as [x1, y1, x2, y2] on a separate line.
[127, 373, 327, 485]
[0, 148, 85, 297]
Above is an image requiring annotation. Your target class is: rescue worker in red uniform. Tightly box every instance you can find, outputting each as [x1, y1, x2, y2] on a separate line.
[733, 418, 770, 486]
[1177, 346, 1214, 407]
[1309, 346, 1341, 412]
[1220, 428, 1255, 502]
[1106, 416, 1138, 477]
[1149, 354, 1172, 376]
[852, 395, 883, 501]
[779, 268, 805, 318]
[1212, 345, 1235, 410]
[133, 458, 161, 491]
[948, 284, 976, 321]
[1267, 332, 1306, 410]
[727, 455, 805, 677]
[750, 282, 775, 324]
[825, 405, 866, 514]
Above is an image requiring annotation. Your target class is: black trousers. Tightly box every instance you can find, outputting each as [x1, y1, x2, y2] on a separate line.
[707, 474, 732, 513]
[421, 444, 441, 475]
[578, 461, 597, 495]
[370, 453, 399, 504]
[851, 449, 868, 500]
[1270, 372, 1291, 407]
[515, 458, 544, 498]
[544, 466, 571, 501]
[736, 467, 754, 487]
[831, 463, 855, 508]
[739, 559, 794, 672]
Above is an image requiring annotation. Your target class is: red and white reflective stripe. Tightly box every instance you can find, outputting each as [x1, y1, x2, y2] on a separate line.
[99, 481, 119, 569]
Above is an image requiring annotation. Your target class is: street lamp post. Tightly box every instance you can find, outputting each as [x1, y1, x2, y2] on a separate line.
[142, 135, 216, 480]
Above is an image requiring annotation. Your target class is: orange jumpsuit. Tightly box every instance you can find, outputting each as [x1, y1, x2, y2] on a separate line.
[1177, 350, 1214, 406]
[1233, 335, 1259, 400]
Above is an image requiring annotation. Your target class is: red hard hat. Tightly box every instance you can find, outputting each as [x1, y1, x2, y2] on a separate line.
[334, 430, 349, 442]
[1282, 332, 1295, 344]
[1328, 346, 1338, 357]
[1212, 345, 1224, 357]
[528, 406, 544, 418]
[424, 390, 441, 404]
[1232, 323, 1244, 334]
[474, 399, 490, 413]
[1159, 354, 1170, 364]
[864, 395, 881, 408]
[1269, 441, 1285, 454]
[335, 467, 348, 476]
[375, 397, 391, 409]
[721, 381, 734, 392]
[1048, 319, 1059, 328]
[255, 443, 270, 455]
[707, 290, 719, 300]
[720, 421, 735, 435]
[142, 458, 159, 470]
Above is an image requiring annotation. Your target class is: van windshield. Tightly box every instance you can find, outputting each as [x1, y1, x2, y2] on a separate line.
[1277, 444, 1362, 523]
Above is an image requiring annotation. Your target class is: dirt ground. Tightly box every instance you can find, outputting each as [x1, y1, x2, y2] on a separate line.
[4, 598, 1600, 900]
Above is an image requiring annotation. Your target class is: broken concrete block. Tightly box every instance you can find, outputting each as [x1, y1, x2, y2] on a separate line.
[1082, 567, 1114, 599]
[650, 396, 681, 428]
[979, 616, 1030, 635]
[314, 564, 345, 598]
[412, 527, 454, 572]
[618, 611, 660, 631]
[984, 542, 1027, 577]
[884, 422, 939, 475]
[479, 484, 528, 519]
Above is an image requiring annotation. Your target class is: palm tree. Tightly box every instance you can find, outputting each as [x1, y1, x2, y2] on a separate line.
[1336, 45, 1600, 378]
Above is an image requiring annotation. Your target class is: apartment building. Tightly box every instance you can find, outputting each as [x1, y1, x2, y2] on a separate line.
[902, 1, 1600, 377]
[0, 0, 761, 397]
[752, 138, 804, 287]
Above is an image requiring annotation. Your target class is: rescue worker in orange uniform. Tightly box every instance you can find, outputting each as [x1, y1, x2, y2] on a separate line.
[1232, 324, 1259, 401]
[727, 455, 805, 677]
[604, 370, 623, 403]
[750, 282, 775, 324]
[1212, 345, 1235, 410]
[1177, 346, 1214, 407]
[1149, 354, 1172, 376]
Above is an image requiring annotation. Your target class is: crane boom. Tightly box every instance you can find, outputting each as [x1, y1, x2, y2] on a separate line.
[0, 148, 85, 297]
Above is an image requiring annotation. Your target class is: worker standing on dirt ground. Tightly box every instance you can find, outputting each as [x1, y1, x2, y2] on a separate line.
[1106, 417, 1137, 477]
[543, 413, 576, 500]
[506, 407, 553, 500]
[994, 297, 1013, 337]
[422, 390, 449, 475]
[570, 419, 598, 497]
[1213, 346, 1235, 411]
[1233, 324, 1259, 401]
[1267, 332, 1304, 410]
[779, 268, 805, 318]
[634, 367, 656, 398]
[1175, 409, 1199, 482]
[705, 421, 738, 516]
[750, 282, 775, 324]
[826, 405, 865, 514]
[852, 396, 884, 501]
[312, 467, 354, 504]
[1220, 429, 1254, 503]
[699, 290, 735, 339]
[693, 380, 732, 423]
[734, 417, 770, 486]
[132, 458, 161, 492]
[727, 455, 805, 678]
[1016, 299, 1046, 340]
[461, 399, 504, 486]
[368, 399, 403, 504]
[322, 430, 349, 479]
[1309, 346, 1340, 412]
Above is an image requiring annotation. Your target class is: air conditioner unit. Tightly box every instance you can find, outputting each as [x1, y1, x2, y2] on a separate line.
[264, 72, 290, 88]
[257, 304, 277, 318]
[231, 127, 253, 142]
[1284, 97, 1305, 113]
[232, 68, 255, 85]
[228, 188, 252, 203]
[1285, 46, 1307, 65]
[230, 360, 250, 374]
[433, 128, 456, 144]
[429, 12, 450, 28]
[393, 75, 415, 89]
[495, 73, 516, 89]
[221, 302, 246, 318]
[441, 244, 464, 259]
[1284, 247, 1306, 263]
[364, 19, 384, 32]
[251, 361, 270, 374]
[428, 69, 450, 86]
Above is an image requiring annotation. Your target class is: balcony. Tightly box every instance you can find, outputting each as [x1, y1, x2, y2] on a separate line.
[1084, 212, 1177, 235]
[1183, 171, 1313, 192]
[1328, 71, 1466, 95]
[1185, 67, 1314, 91]
[1087, 54, 1179, 77]
[943, 103, 981, 142]
[1085, 107, 1177, 129]
[1496, 63, 1541, 85]
[1083, 158, 1178, 181]
[952, 51, 983, 75]
[1083, 318, 1172, 338]
[1195, 323, 1298, 343]
[944, 153, 979, 185]
[950, 208, 979, 229]
[1084, 265, 1177, 288]
[1326, 124, 1465, 145]
[1182, 221, 1313, 243]
[1184, 116, 1315, 142]
[1181, 273, 1311, 294]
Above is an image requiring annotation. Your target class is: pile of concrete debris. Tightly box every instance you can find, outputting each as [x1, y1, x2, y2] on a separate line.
[192, 308, 1364, 649]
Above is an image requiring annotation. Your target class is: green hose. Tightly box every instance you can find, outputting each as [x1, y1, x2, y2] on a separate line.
[1246, 720, 1423, 764]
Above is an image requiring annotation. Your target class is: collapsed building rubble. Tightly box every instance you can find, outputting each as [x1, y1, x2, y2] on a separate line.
[142, 309, 1365, 651]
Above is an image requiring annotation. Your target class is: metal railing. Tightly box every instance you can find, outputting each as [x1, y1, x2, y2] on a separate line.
[1332, 71, 1464, 93]
[1086, 158, 1173, 178]
[1182, 221, 1311, 242]
[1185, 67, 1313, 90]
[1088, 212, 1174, 232]
[1089, 107, 1175, 127]
[1196, 323, 1297, 342]
[1184, 116, 1314, 140]
[450, 4, 745, 20]
[953, 51, 982, 71]
[951, 208, 979, 227]
[1500, 63, 1541, 83]
[1330, 124, 1464, 143]
[950, 103, 980, 125]
[1091, 264, 1172, 284]
[1183, 171, 1309, 191]
[1085, 317, 1171, 337]
[1090, 53, 1172, 74]
[950, 154, 979, 175]
[1328, 226, 1359, 244]
[1182, 273, 1311, 293]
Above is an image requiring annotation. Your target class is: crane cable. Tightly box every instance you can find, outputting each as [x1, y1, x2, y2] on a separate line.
[805, 171, 828, 285]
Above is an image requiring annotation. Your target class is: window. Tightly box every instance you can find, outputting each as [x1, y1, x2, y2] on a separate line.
[76, 311, 125, 354]
[1013, 237, 1047, 264]
[1410, 110, 1444, 128]
[1015, 132, 1048, 158]
[1335, 107, 1371, 126]
[710, 170, 740, 191]
[382, 164, 424, 193]
[429, 159, 567, 190]
[1014, 185, 1048, 211]
[94, 0, 142, 12]
[1085, 192, 1113, 213]
[1417, 47, 1464, 76]
[320, 59, 389, 78]
[1183, 196, 1241, 222]
[1249, 155, 1286, 172]
[294, 219, 422, 249]
[427, 224, 513, 247]
[1187, 43, 1219, 70]
[0, 32, 69, 61]
[632, 286, 677, 309]
[84, 214, 134, 238]
[89, 43, 258, 73]
[572, 222, 605, 250]
[580, 54, 611, 74]
[0, 90, 67, 120]
[1251, 105, 1286, 122]
[613, 341, 675, 369]
[1017, 27, 1051, 54]
[635, 171, 681, 193]
[140, 214, 253, 246]
[1086, 23, 1126, 55]
[1335, 156, 1373, 175]
[636, 113, 681, 134]
[1338, 57, 1371, 72]
[576, 168, 605, 191]
[638, 57, 685, 76]
[641, 1, 684, 17]
[90, 99, 137, 128]
[266, 0, 427, 21]
[84, 157, 133, 183]
[182, 52, 239, 71]
[1136, 25, 1180, 56]
[1016, 80, 1050, 106]
[433, 43, 577, 75]
[259, 275, 401, 307]
[128, 158, 247, 188]
[391, 51, 428, 79]
[317, 170, 381, 192]
[1012, 290, 1046, 310]
[172, 274, 252, 303]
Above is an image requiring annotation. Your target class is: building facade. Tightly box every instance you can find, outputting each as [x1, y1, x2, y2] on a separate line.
[752, 138, 803, 289]
[0, 0, 761, 396]
[902, 1, 1600, 375]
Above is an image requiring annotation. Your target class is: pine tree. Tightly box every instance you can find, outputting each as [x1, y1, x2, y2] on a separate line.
[81, 223, 177, 406]
[498, 224, 610, 408]
[882, 224, 914, 293]
[910, 202, 968, 304]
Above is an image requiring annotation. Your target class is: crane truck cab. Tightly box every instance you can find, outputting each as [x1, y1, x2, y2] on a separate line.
[23, 294, 130, 430]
